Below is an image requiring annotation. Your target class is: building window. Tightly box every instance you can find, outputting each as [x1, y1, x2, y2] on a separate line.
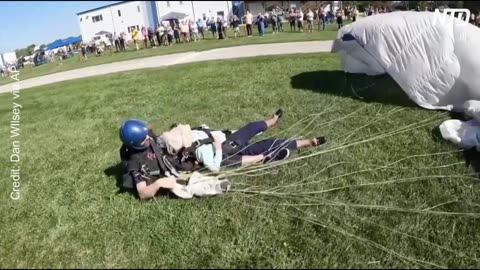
[179, 1, 183, 4]
[118, 10, 121, 16]
[137, 5, 140, 12]
[167, 1, 170, 7]
[92, 15, 103, 23]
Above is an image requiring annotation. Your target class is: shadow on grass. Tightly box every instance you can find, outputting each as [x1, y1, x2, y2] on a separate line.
[290, 70, 417, 108]
[104, 162, 138, 198]
[291, 70, 480, 181]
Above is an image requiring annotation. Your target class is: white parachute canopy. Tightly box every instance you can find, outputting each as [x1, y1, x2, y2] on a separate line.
[331, 11, 480, 111]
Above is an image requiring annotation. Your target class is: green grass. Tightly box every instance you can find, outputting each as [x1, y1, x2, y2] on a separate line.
[1, 53, 480, 269]
[0, 24, 339, 86]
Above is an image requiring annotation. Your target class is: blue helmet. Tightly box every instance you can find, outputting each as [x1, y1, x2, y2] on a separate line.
[119, 119, 149, 149]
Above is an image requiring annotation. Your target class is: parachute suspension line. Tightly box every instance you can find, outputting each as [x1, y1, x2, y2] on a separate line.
[218, 111, 447, 178]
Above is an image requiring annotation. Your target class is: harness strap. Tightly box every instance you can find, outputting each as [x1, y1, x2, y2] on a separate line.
[149, 139, 171, 177]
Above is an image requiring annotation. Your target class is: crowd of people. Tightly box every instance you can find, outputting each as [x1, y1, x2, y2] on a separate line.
[77, 5, 362, 60]
[90, 2, 466, 62]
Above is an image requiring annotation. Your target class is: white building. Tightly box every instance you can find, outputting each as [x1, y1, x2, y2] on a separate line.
[244, 1, 302, 15]
[77, 1, 233, 44]
[155, 1, 232, 22]
[2, 52, 17, 67]
[77, 1, 157, 43]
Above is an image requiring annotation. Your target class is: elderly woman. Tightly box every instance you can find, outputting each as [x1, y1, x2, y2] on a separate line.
[160, 109, 326, 173]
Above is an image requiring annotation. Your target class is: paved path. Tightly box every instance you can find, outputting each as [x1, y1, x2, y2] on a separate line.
[0, 40, 334, 93]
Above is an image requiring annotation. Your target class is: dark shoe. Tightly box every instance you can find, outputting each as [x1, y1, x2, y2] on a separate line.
[275, 108, 283, 119]
[275, 148, 290, 160]
[264, 148, 290, 163]
[314, 136, 327, 146]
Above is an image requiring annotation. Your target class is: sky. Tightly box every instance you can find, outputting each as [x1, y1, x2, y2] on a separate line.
[0, 1, 120, 53]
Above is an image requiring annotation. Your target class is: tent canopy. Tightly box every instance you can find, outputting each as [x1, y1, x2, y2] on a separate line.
[95, 31, 112, 37]
[161, 11, 188, 21]
[46, 36, 82, 50]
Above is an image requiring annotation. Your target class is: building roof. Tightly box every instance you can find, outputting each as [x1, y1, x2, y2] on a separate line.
[76, 1, 130, 16]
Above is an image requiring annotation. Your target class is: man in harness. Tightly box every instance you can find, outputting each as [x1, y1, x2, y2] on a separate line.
[119, 119, 227, 199]
[119, 119, 178, 200]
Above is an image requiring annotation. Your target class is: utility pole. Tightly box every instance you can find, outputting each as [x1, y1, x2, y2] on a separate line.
[109, 7, 116, 34]
[191, 1, 196, 21]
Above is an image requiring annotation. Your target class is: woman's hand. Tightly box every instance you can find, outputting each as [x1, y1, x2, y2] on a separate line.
[213, 135, 223, 150]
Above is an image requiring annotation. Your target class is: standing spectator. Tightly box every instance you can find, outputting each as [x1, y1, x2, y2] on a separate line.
[141, 26, 148, 48]
[81, 43, 87, 61]
[289, 9, 296, 31]
[256, 13, 265, 36]
[210, 17, 218, 39]
[119, 32, 126, 51]
[113, 32, 120, 52]
[231, 15, 241, 37]
[244, 10, 253, 37]
[271, 12, 278, 34]
[352, 7, 357, 22]
[108, 35, 114, 54]
[190, 20, 199, 42]
[162, 23, 169, 46]
[197, 18, 206, 39]
[166, 24, 174, 46]
[306, 8, 314, 32]
[148, 27, 156, 48]
[297, 9, 304, 32]
[344, 7, 350, 21]
[217, 17, 225, 39]
[336, 9, 344, 29]
[277, 7, 284, 32]
[131, 26, 140, 51]
[318, 6, 326, 30]
[180, 20, 190, 43]
[223, 17, 229, 38]
[174, 22, 181, 43]
[156, 24, 162, 46]
[264, 12, 269, 29]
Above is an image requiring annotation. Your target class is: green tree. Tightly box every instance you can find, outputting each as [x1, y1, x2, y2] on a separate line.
[26, 44, 36, 54]
[14, 48, 29, 58]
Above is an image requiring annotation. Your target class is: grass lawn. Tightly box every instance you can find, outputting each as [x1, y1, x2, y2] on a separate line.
[1, 53, 480, 269]
[0, 23, 340, 86]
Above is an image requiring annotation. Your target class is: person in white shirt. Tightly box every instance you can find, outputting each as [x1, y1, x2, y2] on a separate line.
[190, 20, 199, 42]
[297, 9, 304, 32]
[306, 8, 314, 32]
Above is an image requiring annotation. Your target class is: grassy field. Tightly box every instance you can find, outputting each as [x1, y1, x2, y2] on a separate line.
[0, 24, 339, 86]
[1, 53, 480, 269]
